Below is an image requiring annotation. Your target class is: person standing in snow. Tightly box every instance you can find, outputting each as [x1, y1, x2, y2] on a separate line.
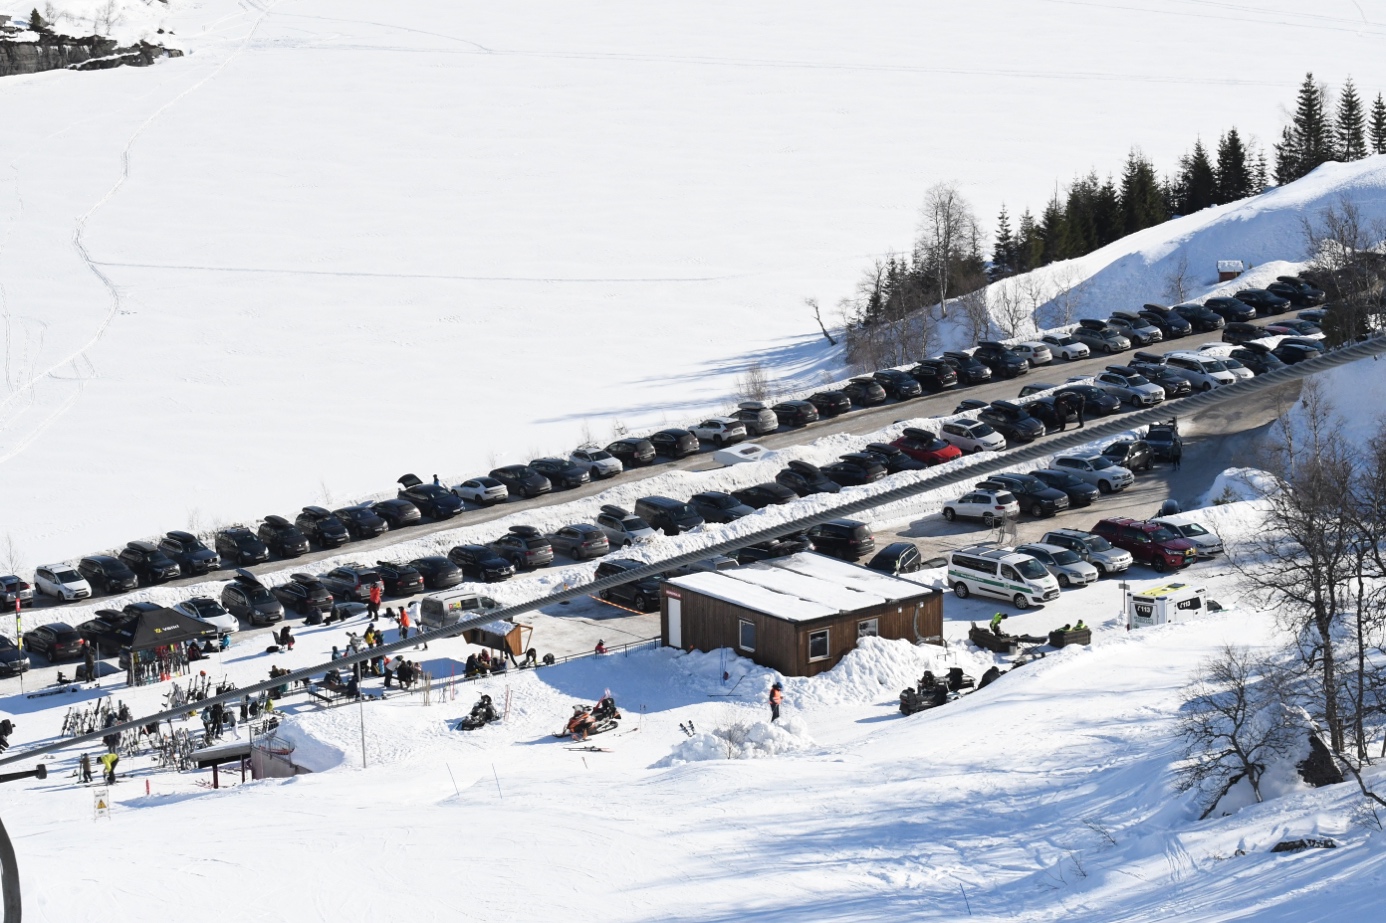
[1169, 439, 1183, 471]
[368, 583, 382, 620]
[399, 606, 412, 642]
[769, 683, 783, 722]
[82, 644, 97, 683]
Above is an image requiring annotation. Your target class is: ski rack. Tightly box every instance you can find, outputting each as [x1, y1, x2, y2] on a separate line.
[3, 333, 1385, 770]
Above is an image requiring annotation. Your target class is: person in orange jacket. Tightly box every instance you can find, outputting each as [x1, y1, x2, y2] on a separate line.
[769, 682, 783, 722]
[368, 583, 382, 619]
[399, 606, 412, 642]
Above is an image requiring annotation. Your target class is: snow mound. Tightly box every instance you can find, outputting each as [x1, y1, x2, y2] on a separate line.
[783, 636, 988, 709]
[658, 715, 815, 766]
[1201, 467, 1279, 507]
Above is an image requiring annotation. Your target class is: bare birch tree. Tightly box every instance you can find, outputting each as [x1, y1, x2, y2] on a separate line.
[916, 183, 981, 318]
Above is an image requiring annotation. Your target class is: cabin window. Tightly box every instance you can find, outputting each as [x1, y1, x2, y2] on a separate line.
[808, 629, 830, 662]
[738, 619, 756, 652]
[858, 618, 879, 639]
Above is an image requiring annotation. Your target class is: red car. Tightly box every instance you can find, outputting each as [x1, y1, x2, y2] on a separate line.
[891, 427, 963, 465]
[1090, 517, 1196, 572]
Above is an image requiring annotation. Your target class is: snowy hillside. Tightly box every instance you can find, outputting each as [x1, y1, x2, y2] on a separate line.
[4, 0, 1386, 562]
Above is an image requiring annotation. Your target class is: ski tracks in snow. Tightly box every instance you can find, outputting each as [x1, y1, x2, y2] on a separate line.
[0, 0, 282, 463]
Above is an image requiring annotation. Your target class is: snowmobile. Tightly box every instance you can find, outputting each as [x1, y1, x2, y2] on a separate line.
[455, 694, 502, 731]
[553, 697, 621, 739]
[899, 671, 953, 716]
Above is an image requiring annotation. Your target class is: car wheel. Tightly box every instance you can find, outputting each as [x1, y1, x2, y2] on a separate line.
[622, 540, 631, 548]
[1201, 382, 1213, 392]
[1095, 563, 1109, 576]
[1098, 480, 1113, 494]
[1013, 594, 1030, 610]
[1029, 503, 1043, 518]
[982, 513, 996, 527]
[1058, 573, 1071, 588]
[1152, 556, 1168, 573]
[634, 594, 651, 613]
[953, 582, 970, 599]
[942, 508, 956, 522]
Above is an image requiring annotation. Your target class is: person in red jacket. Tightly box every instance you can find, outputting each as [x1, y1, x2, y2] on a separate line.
[368, 583, 382, 619]
[769, 682, 783, 722]
[399, 606, 412, 642]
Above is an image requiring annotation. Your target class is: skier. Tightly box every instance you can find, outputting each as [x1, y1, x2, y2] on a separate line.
[368, 583, 382, 620]
[990, 612, 1008, 637]
[769, 682, 783, 722]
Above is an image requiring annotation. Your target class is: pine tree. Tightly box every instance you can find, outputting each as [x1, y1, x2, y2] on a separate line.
[1038, 193, 1068, 265]
[1275, 73, 1333, 183]
[28, 7, 49, 31]
[1334, 77, 1368, 161]
[1093, 177, 1121, 248]
[1016, 209, 1041, 273]
[990, 206, 1016, 280]
[1371, 93, 1386, 155]
[1214, 129, 1252, 203]
[1119, 149, 1166, 235]
[1252, 149, 1269, 192]
[1174, 139, 1218, 213]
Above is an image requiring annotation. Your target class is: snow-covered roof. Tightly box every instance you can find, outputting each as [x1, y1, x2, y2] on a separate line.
[1217, 260, 1245, 271]
[668, 552, 933, 622]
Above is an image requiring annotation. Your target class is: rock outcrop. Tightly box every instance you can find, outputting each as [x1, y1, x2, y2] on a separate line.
[0, 34, 183, 78]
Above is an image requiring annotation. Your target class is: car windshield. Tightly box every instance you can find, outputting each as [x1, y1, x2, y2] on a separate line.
[1124, 374, 1150, 386]
[1015, 559, 1049, 581]
[1051, 549, 1081, 566]
[1179, 523, 1210, 537]
[1222, 359, 1246, 370]
[54, 569, 81, 583]
[249, 588, 274, 604]
[1149, 526, 1180, 542]
[1089, 457, 1114, 469]
[711, 496, 739, 509]
[1203, 359, 1228, 372]
[1086, 536, 1114, 552]
[588, 451, 612, 461]
[621, 517, 648, 531]
[967, 424, 996, 437]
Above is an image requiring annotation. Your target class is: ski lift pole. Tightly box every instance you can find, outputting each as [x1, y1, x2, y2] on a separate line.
[0, 762, 47, 922]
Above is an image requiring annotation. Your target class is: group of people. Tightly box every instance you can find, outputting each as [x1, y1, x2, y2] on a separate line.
[1058, 620, 1088, 632]
[464, 650, 504, 677]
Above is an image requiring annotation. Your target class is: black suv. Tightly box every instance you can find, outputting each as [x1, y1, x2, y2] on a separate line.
[447, 545, 516, 582]
[1126, 357, 1194, 398]
[871, 369, 923, 400]
[409, 556, 465, 590]
[1201, 297, 1256, 323]
[221, 571, 284, 625]
[528, 457, 592, 490]
[971, 342, 1030, 378]
[820, 453, 887, 486]
[605, 437, 657, 468]
[978, 401, 1045, 444]
[842, 377, 888, 406]
[319, 565, 384, 602]
[978, 474, 1069, 518]
[273, 573, 334, 616]
[1235, 288, 1290, 316]
[334, 504, 388, 539]
[214, 527, 270, 566]
[118, 541, 181, 585]
[489, 464, 552, 499]
[806, 519, 875, 561]
[735, 532, 814, 564]
[1106, 313, 1162, 347]
[807, 391, 852, 417]
[1228, 346, 1285, 375]
[295, 507, 351, 548]
[1137, 305, 1192, 338]
[1102, 439, 1153, 472]
[374, 560, 425, 596]
[1054, 384, 1121, 417]
[1266, 276, 1325, 306]
[939, 352, 992, 385]
[1167, 302, 1225, 332]
[1143, 420, 1184, 461]
[633, 497, 705, 535]
[1222, 322, 1263, 345]
[1029, 468, 1100, 507]
[157, 531, 220, 576]
[593, 559, 664, 613]
[776, 460, 842, 497]
[771, 400, 820, 427]
[909, 358, 961, 391]
[490, 526, 555, 569]
[397, 474, 465, 518]
[258, 516, 310, 558]
[77, 555, 139, 598]
[731, 482, 797, 509]
[866, 542, 926, 576]
[689, 491, 756, 523]
[648, 429, 700, 459]
[370, 498, 422, 529]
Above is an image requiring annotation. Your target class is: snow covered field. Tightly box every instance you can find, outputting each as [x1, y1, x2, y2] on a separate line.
[4, 0, 1386, 565]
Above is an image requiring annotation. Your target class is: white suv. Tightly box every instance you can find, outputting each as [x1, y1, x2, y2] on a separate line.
[33, 563, 93, 601]
[1052, 454, 1134, 494]
[1011, 342, 1053, 366]
[1164, 352, 1238, 391]
[942, 488, 1019, 526]
[569, 447, 624, 479]
[688, 417, 747, 447]
[939, 419, 1006, 453]
[1040, 333, 1091, 361]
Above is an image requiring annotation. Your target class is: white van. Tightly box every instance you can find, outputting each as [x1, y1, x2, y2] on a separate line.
[419, 590, 500, 633]
[947, 545, 1060, 609]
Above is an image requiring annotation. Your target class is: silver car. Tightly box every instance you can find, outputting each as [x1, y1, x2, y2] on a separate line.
[1015, 543, 1099, 588]
[1152, 515, 1225, 556]
[1040, 528, 1134, 576]
[451, 476, 509, 505]
[1093, 368, 1166, 407]
[1052, 454, 1134, 494]
[569, 447, 624, 480]
[595, 505, 657, 547]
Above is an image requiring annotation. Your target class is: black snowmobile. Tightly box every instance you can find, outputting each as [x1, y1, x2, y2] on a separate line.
[554, 696, 621, 739]
[455, 695, 501, 731]
[899, 671, 953, 716]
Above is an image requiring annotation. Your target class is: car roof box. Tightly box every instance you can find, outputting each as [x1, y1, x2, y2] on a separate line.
[599, 504, 630, 517]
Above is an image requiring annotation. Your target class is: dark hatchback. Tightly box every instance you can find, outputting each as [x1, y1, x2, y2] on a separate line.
[370, 498, 423, 530]
[1171, 302, 1227, 332]
[159, 531, 221, 575]
[1201, 297, 1257, 323]
[374, 560, 426, 596]
[1055, 384, 1121, 417]
[1235, 288, 1290, 316]
[593, 559, 664, 613]
[335, 504, 389, 539]
[409, 556, 465, 590]
[118, 541, 181, 585]
[979, 474, 1069, 518]
[447, 544, 516, 582]
[871, 369, 924, 400]
[689, 491, 757, 523]
[972, 342, 1030, 378]
[909, 358, 961, 391]
[820, 453, 888, 486]
[489, 465, 552, 499]
[295, 507, 351, 548]
[731, 482, 798, 509]
[397, 474, 466, 518]
[771, 400, 820, 427]
[0, 637, 29, 677]
[272, 573, 334, 616]
[22, 622, 85, 662]
[1137, 306, 1193, 338]
[1222, 322, 1264, 345]
[978, 401, 1045, 444]
[735, 532, 814, 564]
[807, 391, 852, 417]
[529, 457, 592, 490]
[648, 429, 700, 459]
[1029, 468, 1100, 507]
[866, 541, 927, 576]
[1102, 439, 1154, 472]
[806, 519, 876, 561]
[776, 460, 842, 497]
[939, 352, 992, 385]
[842, 377, 888, 407]
[258, 516, 311, 557]
[605, 437, 657, 468]
[861, 442, 927, 473]
[77, 555, 139, 595]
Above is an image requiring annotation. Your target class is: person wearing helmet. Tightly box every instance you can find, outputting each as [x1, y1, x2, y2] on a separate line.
[769, 682, 783, 722]
[567, 705, 596, 741]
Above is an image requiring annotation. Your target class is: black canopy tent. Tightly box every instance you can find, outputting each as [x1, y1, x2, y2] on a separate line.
[124, 608, 218, 686]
